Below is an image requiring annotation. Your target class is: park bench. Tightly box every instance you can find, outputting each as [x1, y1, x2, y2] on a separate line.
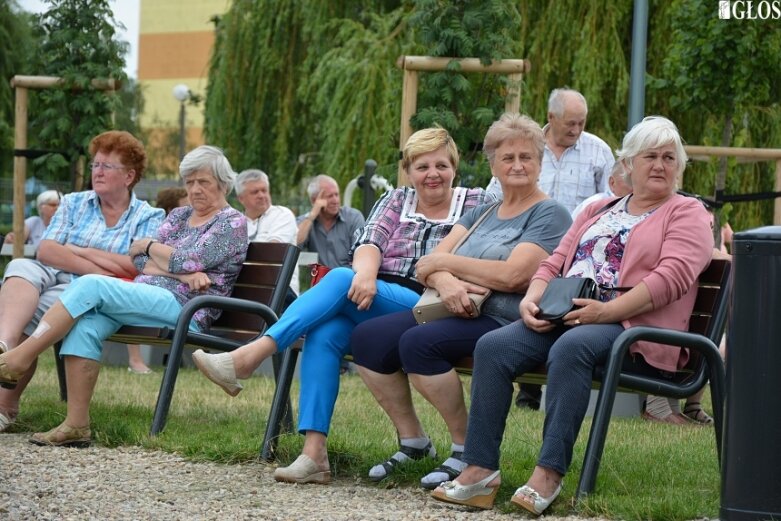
[260, 258, 731, 499]
[54, 241, 300, 436]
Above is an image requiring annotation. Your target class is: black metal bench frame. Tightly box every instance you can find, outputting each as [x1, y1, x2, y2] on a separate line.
[54, 242, 300, 440]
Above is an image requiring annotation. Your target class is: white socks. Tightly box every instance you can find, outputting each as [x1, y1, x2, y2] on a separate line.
[420, 443, 467, 488]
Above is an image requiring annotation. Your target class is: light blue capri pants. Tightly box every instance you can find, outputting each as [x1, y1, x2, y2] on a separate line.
[57, 274, 198, 361]
[263, 267, 420, 435]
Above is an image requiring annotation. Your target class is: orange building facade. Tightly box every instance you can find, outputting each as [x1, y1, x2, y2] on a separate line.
[137, 0, 231, 174]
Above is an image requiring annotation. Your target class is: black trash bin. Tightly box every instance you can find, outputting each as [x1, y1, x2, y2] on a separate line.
[721, 226, 781, 521]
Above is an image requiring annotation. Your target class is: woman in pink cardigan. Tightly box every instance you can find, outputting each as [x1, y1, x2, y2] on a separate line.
[431, 116, 714, 514]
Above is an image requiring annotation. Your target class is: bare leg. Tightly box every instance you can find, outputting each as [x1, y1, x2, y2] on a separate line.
[409, 370, 467, 445]
[231, 336, 278, 378]
[356, 366, 425, 438]
[62, 356, 101, 428]
[301, 430, 330, 470]
[0, 357, 36, 420]
[1, 301, 75, 374]
[0, 277, 41, 348]
[126, 344, 151, 373]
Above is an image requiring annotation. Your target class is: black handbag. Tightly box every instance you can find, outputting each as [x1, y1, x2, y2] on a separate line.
[536, 277, 598, 324]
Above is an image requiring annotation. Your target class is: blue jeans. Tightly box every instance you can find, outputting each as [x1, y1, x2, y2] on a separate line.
[263, 267, 420, 435]
[463, 320, 624, 475]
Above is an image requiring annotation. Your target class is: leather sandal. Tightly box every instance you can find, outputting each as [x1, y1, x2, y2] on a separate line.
[511, 481, 563, 516]
[0, 353, 23, 389]
[420, 451, 464, 490]
[273, 454, 331, 485]
[430, 469, 500, 510]
[683, 402, 714, 425]
[368, 440, 436, 482]
[0, 410, 16, 433]
[29, 423, 92, 448]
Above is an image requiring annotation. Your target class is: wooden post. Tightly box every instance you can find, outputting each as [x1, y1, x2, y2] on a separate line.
[397, 68, 418, 186]
[505, 72, 523, 114]
[12, 86, 28, 259]
[775, 159, 781, 226]
[8, 75, 118, 256]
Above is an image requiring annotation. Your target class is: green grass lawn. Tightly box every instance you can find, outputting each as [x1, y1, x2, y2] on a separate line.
[10, 349, 721, 520]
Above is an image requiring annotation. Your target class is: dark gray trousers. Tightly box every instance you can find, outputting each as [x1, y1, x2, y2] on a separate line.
[462, 321, 624, 475]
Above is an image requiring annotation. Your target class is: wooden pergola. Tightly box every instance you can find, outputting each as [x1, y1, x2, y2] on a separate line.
[395, 56, 531, 185]
[8, 75, 118, 258]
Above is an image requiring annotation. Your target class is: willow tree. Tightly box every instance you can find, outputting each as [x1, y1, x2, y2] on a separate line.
[30, 0, 128, 190]
[205, 0, 407, 202]
[205, 0, 781, 231]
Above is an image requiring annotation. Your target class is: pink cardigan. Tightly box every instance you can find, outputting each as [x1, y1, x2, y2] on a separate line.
[533, 194, 714, 372]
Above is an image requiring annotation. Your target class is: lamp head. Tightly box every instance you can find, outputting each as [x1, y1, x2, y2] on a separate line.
[172, 84, 190, 102]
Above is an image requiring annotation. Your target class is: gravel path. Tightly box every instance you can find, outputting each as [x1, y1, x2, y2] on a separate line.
[0, 433, 603, 521]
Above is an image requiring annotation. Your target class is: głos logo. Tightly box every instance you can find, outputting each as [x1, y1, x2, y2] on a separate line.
[719, 1, 781, 19]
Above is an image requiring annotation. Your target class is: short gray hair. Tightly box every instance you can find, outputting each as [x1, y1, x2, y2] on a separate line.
[483, 113, 544, 164]
[179, 145, 236, 195]
[548, 88, 588, 117]
[616, 116, 688, 182]
[235, 169, 270, 196]
[306, 174, 338, 200]
[36, 190, 61, 207]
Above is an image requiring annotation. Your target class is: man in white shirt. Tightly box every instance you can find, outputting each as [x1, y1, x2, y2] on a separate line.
[235, 169, 299, 296]
[571, 162, 632, 219]
[487, 88, 615, 214]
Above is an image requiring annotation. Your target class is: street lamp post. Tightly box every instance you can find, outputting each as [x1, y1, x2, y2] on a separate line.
[172, 84, 190, 160]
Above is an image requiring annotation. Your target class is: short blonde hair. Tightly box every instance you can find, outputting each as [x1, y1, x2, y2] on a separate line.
[483, 113, 544, 164]
[401, 128, 459, 172]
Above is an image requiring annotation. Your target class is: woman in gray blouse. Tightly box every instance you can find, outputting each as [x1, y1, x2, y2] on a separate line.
[350, 113, 571, 489]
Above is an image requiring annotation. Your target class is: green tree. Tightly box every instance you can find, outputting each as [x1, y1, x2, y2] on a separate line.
[205, 0, 406, 199]
[655, 0, 781, 231]
[205, 0, 781, 232]
[408, 0, 523, 187]
[0, 2, 36, 176]
[30, 0, 128, 190]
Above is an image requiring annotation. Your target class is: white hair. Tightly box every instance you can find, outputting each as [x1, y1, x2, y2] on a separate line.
[235, 169, 270, 196]
[616, 116, 688, 182]
[36, 190, 61, 207]
[306, 174, 338, 200]
[179, 145, 236, 195]
[547, 88, 588, 117]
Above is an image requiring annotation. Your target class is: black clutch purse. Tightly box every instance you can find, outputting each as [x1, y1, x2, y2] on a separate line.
[537, 277, 598, 324]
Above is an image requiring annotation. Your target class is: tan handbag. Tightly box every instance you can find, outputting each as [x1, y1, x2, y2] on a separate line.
[413, 287, 492, 324]
[412, 203, 499, 324]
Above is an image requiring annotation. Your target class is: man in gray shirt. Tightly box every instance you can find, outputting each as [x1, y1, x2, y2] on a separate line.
[297, 174, 365, 269]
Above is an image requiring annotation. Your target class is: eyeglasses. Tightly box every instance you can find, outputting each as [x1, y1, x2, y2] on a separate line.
[89, 162, 127, 172]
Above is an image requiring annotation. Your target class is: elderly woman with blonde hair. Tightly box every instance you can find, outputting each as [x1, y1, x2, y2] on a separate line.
[192, 127, 489, 485]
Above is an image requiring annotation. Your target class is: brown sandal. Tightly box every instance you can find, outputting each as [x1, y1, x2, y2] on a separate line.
[29, 423, 92, 447]
[683, 402, 714, 425]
